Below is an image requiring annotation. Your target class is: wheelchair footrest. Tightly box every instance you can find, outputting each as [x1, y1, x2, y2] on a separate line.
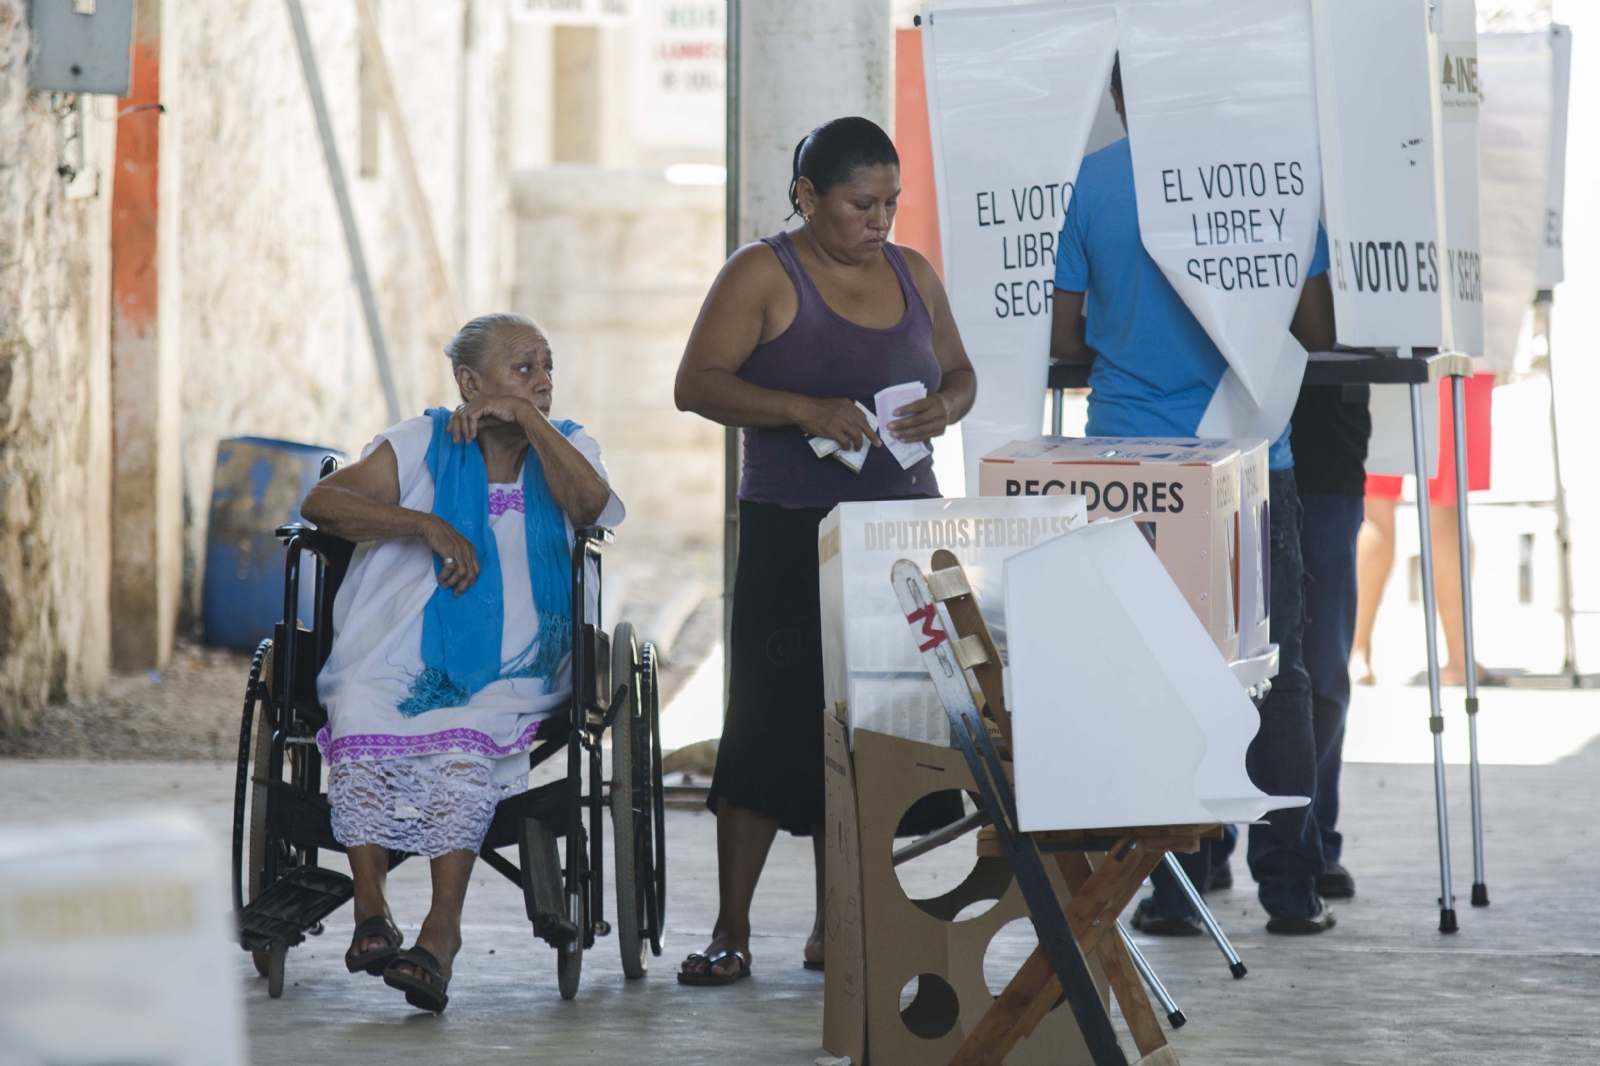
[518, 817, 578, 949]
[239, 867, 354, 952]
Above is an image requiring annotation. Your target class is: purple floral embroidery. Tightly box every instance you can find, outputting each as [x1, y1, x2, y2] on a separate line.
[489, 487, 525, 517]
[317, 716, 552, 764]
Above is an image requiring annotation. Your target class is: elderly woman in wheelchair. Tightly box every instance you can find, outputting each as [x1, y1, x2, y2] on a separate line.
[299, 312, 624, 1011]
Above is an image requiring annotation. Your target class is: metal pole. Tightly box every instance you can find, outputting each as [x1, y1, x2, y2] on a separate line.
[1538, 290, 1581, 679]
[1450, 373, 1487, 907]
[1162, 853, 1246, 978]
[1117, 924, 1185, 1029]
[722, 0, 742, 711]
[1409, 360, 1457, 933]
[284, 0, 403, 425]
[1050, 387, 1064, 435]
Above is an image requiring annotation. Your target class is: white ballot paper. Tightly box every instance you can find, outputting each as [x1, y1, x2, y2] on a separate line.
[922, 0, 1118, 490]
[1005, 516, 1308, 831]
[0, 812, 247, 1066]
[808, 402, 878, 473]
[1118, 0, 1323, 446]
[1477, 30, 1554, 372]
[874, 381, 932, 470]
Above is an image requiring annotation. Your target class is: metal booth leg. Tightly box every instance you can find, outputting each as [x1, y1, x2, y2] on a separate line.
[1117, 924, 1186, 1028]
[1450, 374, 1489, 907]
[1409, 369, 1458, 933]
[1051, 386, 1065, 435]
[1162, 852, 1247, 978]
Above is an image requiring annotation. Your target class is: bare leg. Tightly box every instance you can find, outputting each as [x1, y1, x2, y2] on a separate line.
[805, 828, 825, 966]
[390, 849, 476, 985]
[347, 843, 395, 957]
[681, 799, 779, 979]
[1430, 503, 1480, 686]
[1353, 495, 1397, 684]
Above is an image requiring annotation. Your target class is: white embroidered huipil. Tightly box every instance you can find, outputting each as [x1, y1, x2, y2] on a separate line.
[317, 416, 624, 857]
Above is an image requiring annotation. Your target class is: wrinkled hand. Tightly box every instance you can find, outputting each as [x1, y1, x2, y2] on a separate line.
[448, 396, 536, 444]
[421, 516, 480, 595]
[886, 394, 951, 444]
[795, 397, 882, 451]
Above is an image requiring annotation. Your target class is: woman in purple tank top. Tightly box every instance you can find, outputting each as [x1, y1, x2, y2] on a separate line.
[674, 118, 976, 985]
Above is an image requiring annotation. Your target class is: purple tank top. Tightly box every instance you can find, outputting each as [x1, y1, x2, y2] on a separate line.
[738, 232, 942, 509]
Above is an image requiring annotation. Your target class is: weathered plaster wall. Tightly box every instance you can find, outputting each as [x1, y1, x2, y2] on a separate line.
[166, 0, 515, 626]
[0, 4, 116, 726]
[513, 168, 724, 550]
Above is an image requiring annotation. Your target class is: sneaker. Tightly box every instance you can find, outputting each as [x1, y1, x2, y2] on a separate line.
[1205, 859, 1233, 892]
[1130, 899, 1204, 937]
[1265, 899, 1336, 936]
[1317, 860, 1356, 900]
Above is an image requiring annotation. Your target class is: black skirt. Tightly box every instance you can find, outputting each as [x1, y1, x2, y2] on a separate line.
[709, 500, 831, 834]
[708, 498, 963, 837]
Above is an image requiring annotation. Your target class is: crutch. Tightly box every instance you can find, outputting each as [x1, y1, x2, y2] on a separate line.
[1163, 853, 1248, 978]
[1449, 372, 1488, 907]
[1409, 352, 1458, 933]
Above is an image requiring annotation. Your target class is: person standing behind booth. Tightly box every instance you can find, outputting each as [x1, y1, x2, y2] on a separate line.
[1290, 383, 1372, 901]
[1049, 59, 1338, 935]
[673, 117, 977, 985]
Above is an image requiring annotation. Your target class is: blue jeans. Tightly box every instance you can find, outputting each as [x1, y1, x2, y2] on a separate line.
[1299, 493, 1365, 864]
[1245, 469, 1323, 917]
[1146, 469, 1320, 920]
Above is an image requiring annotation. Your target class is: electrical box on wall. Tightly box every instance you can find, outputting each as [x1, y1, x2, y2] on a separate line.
[27, 0, 137, 96]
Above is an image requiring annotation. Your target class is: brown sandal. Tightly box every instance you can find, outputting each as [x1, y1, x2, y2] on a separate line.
[345, 915, 404, 976]
[383, 946, 450, 1012]
[677, 949, 751, 986]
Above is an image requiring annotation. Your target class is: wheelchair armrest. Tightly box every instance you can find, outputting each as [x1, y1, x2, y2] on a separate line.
[276, 524, 357, 564]
[574, 526, 614, 545]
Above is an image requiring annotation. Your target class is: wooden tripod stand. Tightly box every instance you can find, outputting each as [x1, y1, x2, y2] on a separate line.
[892, 549, 1220, 1066]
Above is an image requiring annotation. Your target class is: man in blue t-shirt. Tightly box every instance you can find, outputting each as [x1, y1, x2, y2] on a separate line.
[1051, 59, 1338, 935]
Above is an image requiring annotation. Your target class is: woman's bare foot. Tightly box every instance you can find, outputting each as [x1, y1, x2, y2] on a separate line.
[804, 916, 824, 968]
[1438, 663, 1495, 687]
[1351, 652, 1376, 687]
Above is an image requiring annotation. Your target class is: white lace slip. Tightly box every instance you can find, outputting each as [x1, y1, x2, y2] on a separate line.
[329, 756, 526, 859]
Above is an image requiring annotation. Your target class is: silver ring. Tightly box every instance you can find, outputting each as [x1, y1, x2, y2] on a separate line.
[443, 557, 455, 565]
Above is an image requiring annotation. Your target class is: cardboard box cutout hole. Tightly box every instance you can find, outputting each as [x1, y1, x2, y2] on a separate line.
[899, 972, 961, 1040]
[893, 790, 1010, 922]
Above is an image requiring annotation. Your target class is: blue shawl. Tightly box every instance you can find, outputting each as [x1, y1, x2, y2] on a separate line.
[399, 408, 582, 716]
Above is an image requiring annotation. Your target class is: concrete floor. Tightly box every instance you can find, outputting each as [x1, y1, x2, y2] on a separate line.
[4, 731, 1599, 1065]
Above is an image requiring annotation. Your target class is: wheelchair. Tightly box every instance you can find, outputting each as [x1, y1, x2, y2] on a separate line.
[230, 457, 666, 1001]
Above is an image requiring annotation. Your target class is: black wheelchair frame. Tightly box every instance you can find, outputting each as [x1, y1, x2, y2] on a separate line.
[230, 459, 666, 1001]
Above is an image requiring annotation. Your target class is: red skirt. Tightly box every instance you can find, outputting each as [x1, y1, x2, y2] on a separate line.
[1366, 373, 1493, 505]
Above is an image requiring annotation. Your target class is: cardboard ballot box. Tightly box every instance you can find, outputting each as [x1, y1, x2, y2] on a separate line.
[820, 496, 1087, 747]
[0, 812, 246, 1066]
[978, 436, 1271, 662]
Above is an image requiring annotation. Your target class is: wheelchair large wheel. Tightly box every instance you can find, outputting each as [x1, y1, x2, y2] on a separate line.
[610, 622, 649, 979]
[230, 640, 275, 979]
[641, 640, 666, 956]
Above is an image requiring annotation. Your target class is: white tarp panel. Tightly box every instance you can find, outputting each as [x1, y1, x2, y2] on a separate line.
[1478, 31, 1554, 372]
[1539, 24, 1571, 288]
[1006, 517, 1306, 831]
[1436, 0, 1484, 356]
[1311, 0, 1447, 350]
[921, 0, 1118, 490]
[1116, 0, 1323, 445]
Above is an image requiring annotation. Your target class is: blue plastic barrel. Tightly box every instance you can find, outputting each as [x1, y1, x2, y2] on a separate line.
[202, 437, 347, 650]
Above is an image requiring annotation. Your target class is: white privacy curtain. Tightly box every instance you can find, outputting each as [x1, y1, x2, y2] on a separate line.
[921, 0, 1118, 489]
[1117, 0, 1323, 445]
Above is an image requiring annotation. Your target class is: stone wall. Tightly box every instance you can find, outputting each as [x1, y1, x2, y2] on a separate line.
[512, 167, 725, 552]
[166, 0, 515, 627]
[0, 3, 116, 726]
